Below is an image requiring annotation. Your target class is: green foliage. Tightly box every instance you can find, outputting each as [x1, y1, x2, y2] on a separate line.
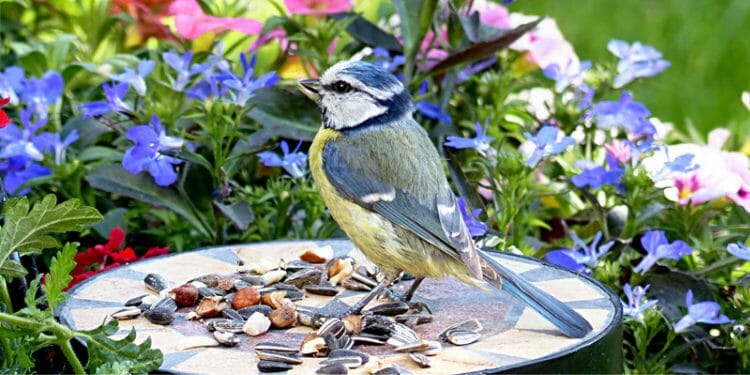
[0, 195, 101, 279]
[42, 242, 77, 310]
[81, 322, 162, 374]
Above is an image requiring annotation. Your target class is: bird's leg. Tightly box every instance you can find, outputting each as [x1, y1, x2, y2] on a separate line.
[400, 277, 425, 302]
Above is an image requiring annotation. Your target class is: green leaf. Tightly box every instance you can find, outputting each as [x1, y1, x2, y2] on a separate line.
[0, 195, 102, 270]
[18, 50, 47, 77]
[0, 259, 27, 278]
[23, 275, 42, 311]
[248, 87, 320, 141]
[77, 146, 123, 163]
[92, 208, 128, 239]
[95, 361, 137, 375]
[215, 200, 254, 230]
[42, 242, 77, 310]
[86, 163, 213, 239]
[333, 12, 403, 52]
[81, 321, 163, 373]
[429, 17, 544, 74]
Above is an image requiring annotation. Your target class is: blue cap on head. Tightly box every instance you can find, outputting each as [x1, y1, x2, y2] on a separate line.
[340, 61, 403, 91]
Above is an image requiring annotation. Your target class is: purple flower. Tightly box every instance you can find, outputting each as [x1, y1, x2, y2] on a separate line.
[673, 290, 732, 333]
[543, 59, 591, 92]
[728, 242, 750, 260]
[221, 53, 280, 107]
[20, 71, 64, 119]
[591, 92, 655, 136]
[372, 48, 406, 73]
[0, 109, 52, 195]
[664, 152, 699, 173]
[574, 83, 595, 109]
[444, 121, 494, 157]
[78, 82, 132, 118]
[257, 140, 307, 178]
[122, 115, 185, 186]
[546, 231, 613, 274]
[621, 283, 658, 323]
[109, 60, 155, 96]
[415, 81, 451, 125]
[457, 57, 497, 83]
[523, 126, 575, 167]
[163, 50, 212, 92]
[633, 230, 692, 274]
[35, 129, 79, 164]
[608, 39, 670, 89]
[571, 160, 624, 189]
[457, 197, 488, 237]
[0, 66, 25, 105]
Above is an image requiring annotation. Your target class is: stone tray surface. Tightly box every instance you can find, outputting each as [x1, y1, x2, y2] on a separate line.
[57, 239, 621, 374]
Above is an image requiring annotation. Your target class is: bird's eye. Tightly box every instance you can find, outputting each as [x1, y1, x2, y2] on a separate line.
[332, 81, 352, 93]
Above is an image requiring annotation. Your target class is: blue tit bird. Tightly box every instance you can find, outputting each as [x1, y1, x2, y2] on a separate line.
[299, 60, 593, 338]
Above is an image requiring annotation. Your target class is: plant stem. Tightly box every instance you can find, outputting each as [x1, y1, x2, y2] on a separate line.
[0, 312, 37, 329]
[58, 338, 85, 374]
[0, 278, 14, 313]
[694, 256, 742, 276]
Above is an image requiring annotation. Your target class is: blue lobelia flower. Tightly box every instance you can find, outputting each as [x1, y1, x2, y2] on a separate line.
[109, 60, 155, 96]
[608, 39, 670, 89]
[543, 59, 592, 93]
[546, 231, 614, 274]
[523, 126, 575, 167]
[728, 242, 750, 261]
[574, 82, 595, 109]
[457, 197, 488, 237]
[372, 48, 406, 73]
[20, 70, 64, 119]
[664, 152, 699, 173]
[0, 66, 26, 105]
[457, 57, 497, 83]
[221, 53, 280, 107]
[35, 129, 79, 165]
[0, 109, 52, 195]
[415, 80, 451, 125]
[621, 283, 658, 323]
[78, 82, 132, 118]
[571, 159, 624, 190]
[257, 140, 308, 178]
[445, 121, 494, 158]
[590, 92, 655, 136]
[633, 229, 692, 274]
[122, 115, 185, 186]
[673, 290, 732, 333]
[163, 50, 213, 92]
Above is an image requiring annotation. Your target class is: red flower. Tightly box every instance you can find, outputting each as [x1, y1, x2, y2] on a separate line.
[0, 97, 11, 128]
[63, 226, 170, 290]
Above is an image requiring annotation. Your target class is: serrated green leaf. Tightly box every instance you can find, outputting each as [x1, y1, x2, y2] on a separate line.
[81, 321, 163, 373]
[85, 163, 212, 239]
[0, 259, 27, 278]
[22, 275, 42, 313]
[95, 360, 137, 375]
[42, 242, 77, 310]
[0, 195, 102, 272]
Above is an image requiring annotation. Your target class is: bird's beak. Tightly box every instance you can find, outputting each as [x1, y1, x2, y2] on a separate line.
[298, 78, 321, 100]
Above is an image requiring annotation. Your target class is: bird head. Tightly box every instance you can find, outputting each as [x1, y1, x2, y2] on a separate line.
[299, 61, 412, 130]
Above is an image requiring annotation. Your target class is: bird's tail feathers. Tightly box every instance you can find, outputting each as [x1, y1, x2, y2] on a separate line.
[478, 249, 593, 338]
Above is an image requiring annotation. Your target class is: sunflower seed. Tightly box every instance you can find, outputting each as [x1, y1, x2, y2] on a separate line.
[255, 342, 299, 353]
[316, 363, 348, 374]
[439, 319, 482, 340]
[285, 268, 323, 289]
[111, 307, 141, 320]
[255, 350, 303, 364]
[144, 273, 169, 293]
[238, 305, 272, 318]
[409, 352, 431, 368]
[305, 284, 340, 296]
[124, 294, 148, 307]
[365, 301, 409, 316]
[445, 329, 480, 346]
[213, 330, 241, 347]
[321, 356, 362, 369]
[329, 349, 369, 364]
[257, 360, 292, 372]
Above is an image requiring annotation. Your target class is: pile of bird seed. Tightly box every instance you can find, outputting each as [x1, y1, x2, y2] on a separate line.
[110, 246, 482, 374]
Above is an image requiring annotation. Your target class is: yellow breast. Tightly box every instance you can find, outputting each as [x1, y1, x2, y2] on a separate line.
[309, 128, 479, 285]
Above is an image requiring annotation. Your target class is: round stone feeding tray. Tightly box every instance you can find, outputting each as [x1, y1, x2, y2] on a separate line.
[57, 239, 622, 374]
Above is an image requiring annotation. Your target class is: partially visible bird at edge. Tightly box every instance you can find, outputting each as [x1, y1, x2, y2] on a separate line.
[298, 60, 593, 338]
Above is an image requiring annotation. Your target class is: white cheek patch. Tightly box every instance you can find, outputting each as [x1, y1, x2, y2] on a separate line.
[323, 93, 387, 129]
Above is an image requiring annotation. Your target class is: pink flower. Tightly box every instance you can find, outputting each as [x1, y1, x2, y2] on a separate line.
[509, 13, 580, 71]
[168, 0, 262, 40]
[643, 129, 750, 211]
[250, 28, 289, 51]
[470, 0, 512, 29]
[284, 0, 352, 15]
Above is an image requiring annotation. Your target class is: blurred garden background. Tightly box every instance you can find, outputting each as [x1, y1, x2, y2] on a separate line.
[513, 0, 750, 140]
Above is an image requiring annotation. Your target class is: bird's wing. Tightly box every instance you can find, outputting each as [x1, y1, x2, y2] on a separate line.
[322, 123, 483, 279]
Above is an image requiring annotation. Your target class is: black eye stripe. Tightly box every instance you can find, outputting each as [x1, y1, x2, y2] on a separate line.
[325, 80, 354, 93]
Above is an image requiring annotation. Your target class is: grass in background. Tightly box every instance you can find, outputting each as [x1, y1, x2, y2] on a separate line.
[511, 0, 750, 139]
